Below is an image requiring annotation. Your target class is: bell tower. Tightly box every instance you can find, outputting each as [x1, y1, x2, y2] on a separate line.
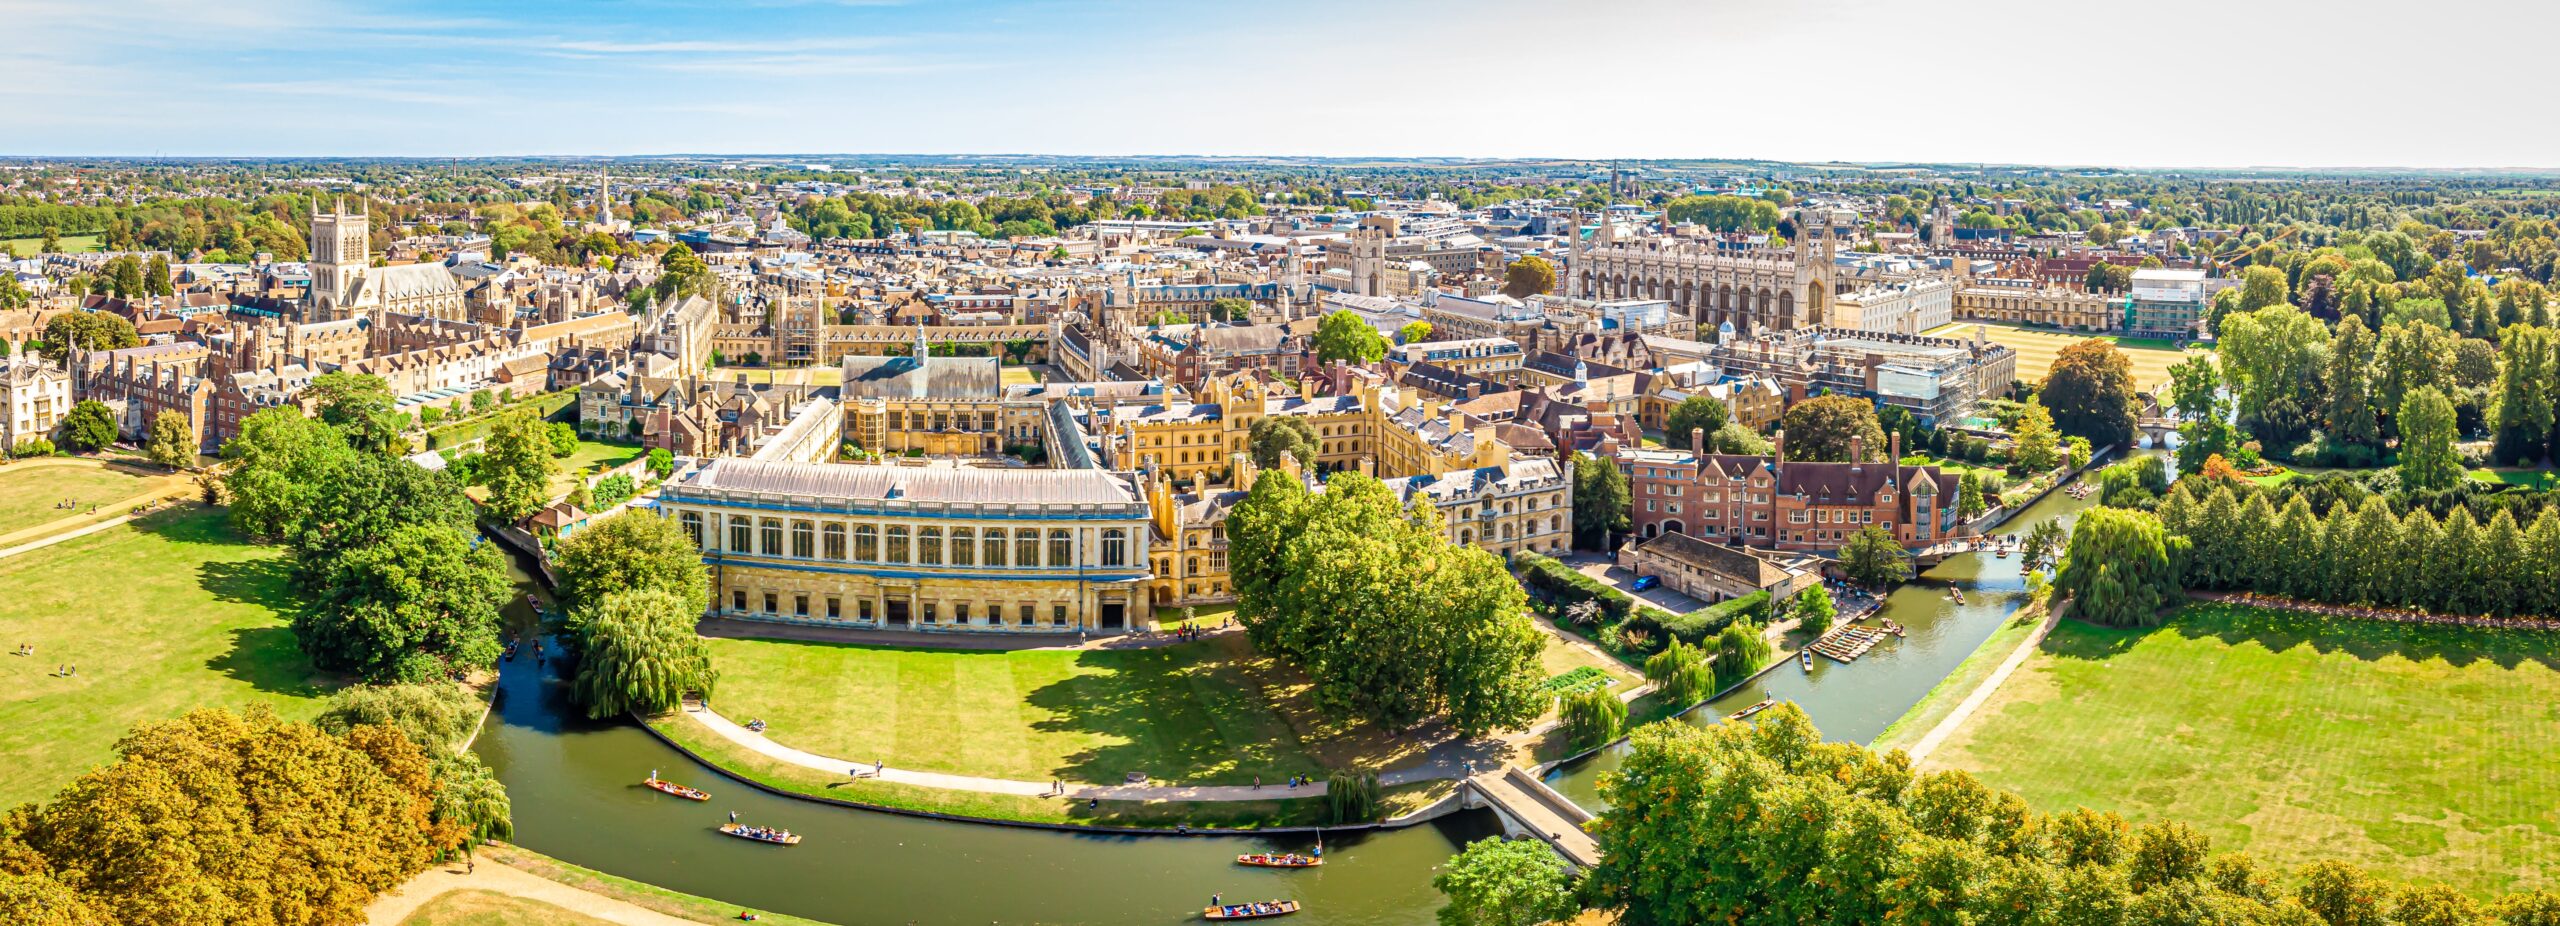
[308, 197, 370, 322]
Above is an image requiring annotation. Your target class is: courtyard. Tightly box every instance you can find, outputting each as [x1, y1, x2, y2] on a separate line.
[1924, 601, 2560, 895]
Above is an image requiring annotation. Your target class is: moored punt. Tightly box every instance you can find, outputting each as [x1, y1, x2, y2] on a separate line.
[1726, 698, 1776, 721]
[1235, 853, 1322, 868]
[644, 777, 710, 801]
[1204, 901, 1300, 920]
[1801, 651, 1813, 671]
[718, 823, 802, 846]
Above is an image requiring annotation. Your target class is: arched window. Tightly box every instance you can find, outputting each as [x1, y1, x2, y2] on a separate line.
[1048, 529, 1073, 567]
[791, 521, 815, 559]
[1101, 529, 1126, 567]
[760, 519, 784, 557]
[678, 511, 704, 548]
[1018, 530, 1041, 567]
[983, 528, 1007, 567]
[1186, 556, 1201, 578]
[886, 525, 909, 563]
[728, 516, 751, 553]
[918, 527, 943, 566]
[854, 524, 877, 562]
[822, 523, 845, 560]
[950, 527, 974, 566]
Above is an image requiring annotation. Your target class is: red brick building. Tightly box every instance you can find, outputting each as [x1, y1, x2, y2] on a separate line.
[1613, 430, 1968, 554]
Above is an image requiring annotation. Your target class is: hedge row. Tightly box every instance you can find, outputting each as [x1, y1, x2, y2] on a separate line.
[1638, 591, 1771, 645]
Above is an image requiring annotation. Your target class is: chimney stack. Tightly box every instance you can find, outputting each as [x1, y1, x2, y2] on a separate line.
[1890, 430, 1902, 462]
[1849, 434, 1864, 466]
[1773, 429, 1786, 464]
[1689, 425, 1704, 457]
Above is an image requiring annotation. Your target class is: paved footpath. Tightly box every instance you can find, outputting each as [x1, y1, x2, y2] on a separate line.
[1902, 602, 2063, 766]
[683, 705, 1342, 801]
[363, 853, 700, 926]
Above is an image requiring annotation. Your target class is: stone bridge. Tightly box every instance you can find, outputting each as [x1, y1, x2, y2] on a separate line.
[1460, 766, 1601, 870]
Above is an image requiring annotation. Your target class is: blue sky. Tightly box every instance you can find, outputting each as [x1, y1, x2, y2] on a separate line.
[5, 0, 2559, 168]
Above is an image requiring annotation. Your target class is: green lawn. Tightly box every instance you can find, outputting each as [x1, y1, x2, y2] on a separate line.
[1000, 366, 1040, 387]
[702, 632, 1414, 786]
[1927, 602, 2560, 895]
[0, 461, 153, 535]
[1, 235, 102, 257]
[1925, 321, 2204, 393]
[2470, 467, 2554, 488]
[0, 506, 330, 807]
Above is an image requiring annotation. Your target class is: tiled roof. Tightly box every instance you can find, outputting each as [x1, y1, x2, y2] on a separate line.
[677, 458, 1140, 508]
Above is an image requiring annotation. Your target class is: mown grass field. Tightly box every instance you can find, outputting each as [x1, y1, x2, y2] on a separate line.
[1924, 321, 2206, 394]
[1, 235, 102, 257]
[0, 506, 329, 807]
[702, 633, 1349, 786]
[1926, 602, 2560, 895]
[0, 460, 153, 535]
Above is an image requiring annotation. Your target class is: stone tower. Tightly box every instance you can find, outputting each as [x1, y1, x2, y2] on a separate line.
[308, 197, 369, 322]
[1792, 207, 1844, 328]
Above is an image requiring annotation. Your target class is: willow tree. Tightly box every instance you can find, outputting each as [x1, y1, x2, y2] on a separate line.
[2054, 507, 2189, 628]
[571, 589, 718, 718]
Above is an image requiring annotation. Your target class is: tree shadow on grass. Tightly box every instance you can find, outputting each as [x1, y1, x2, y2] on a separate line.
[2046, 602, 2560, 672]
[1024, 641, 1320, 787]
[195, 554, 298, 611]
[206, 626, 327, 699]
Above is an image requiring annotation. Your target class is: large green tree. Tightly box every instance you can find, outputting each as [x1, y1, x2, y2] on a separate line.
[2324, 315, 2382, 451]
[222, 407, 359, 541]
[2041, 339, 2137, 449]
[38, 311, 139, 361]
[2490, 324, 2555, 465]
[1779, 395, 1886, 462]
[295, 521, 508, 683]
[1840, 523, 1911, 589]
[145, 409, 195, 469]
[2218, 304, 2330, 448]
[1312, 310, 1389, 365]
[1247, 415, 1320, 471]
[1433, 836, 1579, 926]
[478, 408, 560, 523]
[2396, 386, 2462, 492]
[1570, 451, 1630, 550]
[1226, 472, 1544, 734]
[2012, 394, 2060, 472]
[2167, 354, 2238, 475]
[552, 511, 711, 620]
[570, 588, 720, 719]
[1665, 395, 1730, 453]
[58, 399, 117, 453]
[306, 371, 402, 454]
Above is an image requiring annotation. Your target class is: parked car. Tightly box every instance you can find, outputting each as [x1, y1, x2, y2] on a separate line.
[1630, 575, 1660, 592]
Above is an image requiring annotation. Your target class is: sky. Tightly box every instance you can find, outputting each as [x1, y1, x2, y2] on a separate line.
[5, 0, 2558, 169]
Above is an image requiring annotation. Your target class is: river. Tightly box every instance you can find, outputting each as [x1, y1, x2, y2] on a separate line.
[474, 455, 2141, 925]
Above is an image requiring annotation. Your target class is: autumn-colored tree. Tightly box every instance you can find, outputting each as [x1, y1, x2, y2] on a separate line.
[1501, 255, 1557, 300]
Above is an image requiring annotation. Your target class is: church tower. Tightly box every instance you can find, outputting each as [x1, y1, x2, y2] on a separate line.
[309, 198, 370, 322]
[597, 170, 613, 227]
